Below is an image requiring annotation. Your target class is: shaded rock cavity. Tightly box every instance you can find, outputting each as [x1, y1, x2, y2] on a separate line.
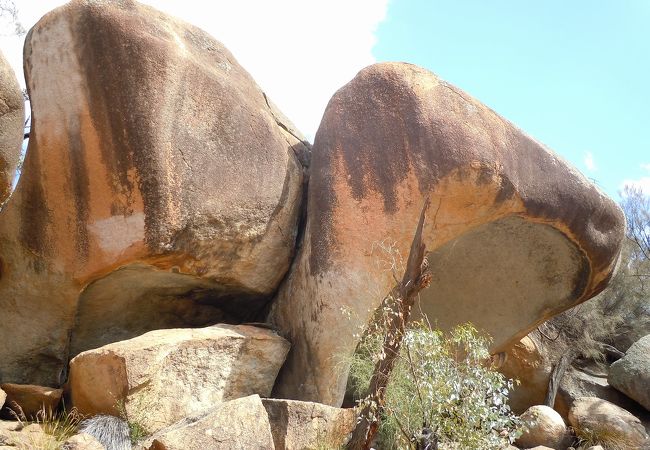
[68, 263, 270, 359]
[413, 216, 590, 352]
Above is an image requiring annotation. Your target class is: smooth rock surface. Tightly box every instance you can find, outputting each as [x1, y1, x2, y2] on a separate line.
[68, 324, 289, 432]
[609, 334, 650, 411]
[0, 389, 5, 410]
[568, 397, 649, 449]
[146, 395, 275, 450]
[0, 383, 62, 419]
[0, 49, 24, 203]
[262, 398, 355, 450]
[0, 0, 305, 386]
[515, 405, 568, 450]
[270, 62, 625, 406]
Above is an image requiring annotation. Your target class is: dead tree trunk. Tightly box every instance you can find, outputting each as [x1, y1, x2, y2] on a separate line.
[544, 350, 575, 408]
[346, 198, 432, 450]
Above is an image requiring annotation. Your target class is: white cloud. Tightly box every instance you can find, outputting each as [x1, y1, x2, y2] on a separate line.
[583, 151, 596, 172]
[621, 163, 650, 194]
[5, 0, 389, 140]
[621, 177, 650, 194]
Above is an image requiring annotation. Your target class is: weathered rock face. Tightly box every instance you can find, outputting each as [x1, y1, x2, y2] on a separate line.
[68, 324, 289, 433]
[262, 398, 355, 450]
[515, 405, 568, 450]
[499, 336, 553, 414]
[568, 397, 649, 449]
[557, 365, 642, 419]
[0, 50, 24, 204]
[146, 395, 275, 450]
[0, 0, 306, 385]
[0, 383, 62, 419]
[0, 423, 58, 448]
[609, 334, 650, 411]
[269, 62, 625, 406]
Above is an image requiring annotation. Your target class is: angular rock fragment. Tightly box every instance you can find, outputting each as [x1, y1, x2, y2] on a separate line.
[270, 62, 625, 406]
[262, 398, 355, 450]
[0, 383, 62, 419]
[68, 324, 289, 433]
[146, 395, 275, 450]
[608, 334, 650, 411]
[0, 0, 305, 385]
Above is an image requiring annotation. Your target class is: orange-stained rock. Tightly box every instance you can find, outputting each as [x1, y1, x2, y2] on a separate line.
[499, 336, 553, 414]
[0, 49, 24, 203]
[0, 383, 62, 419]
[0, 0, 305, 385]
[269, 62, 625, 406]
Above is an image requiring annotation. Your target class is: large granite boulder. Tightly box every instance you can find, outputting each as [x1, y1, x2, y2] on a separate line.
[0, 49, 24, 203]
[609, 334, 650, 411]
[269, 62, 625, 406]
[557, 365, 642, 419]
[145, 395, 275, 450]
[0, 0, 306, 385]
[68, 324, 289, 433]
[568, 397, 649, 449]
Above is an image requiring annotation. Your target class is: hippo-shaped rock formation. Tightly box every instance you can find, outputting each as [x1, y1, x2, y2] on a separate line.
[269, 62, 625, 406]
[0, 0, 306, 385]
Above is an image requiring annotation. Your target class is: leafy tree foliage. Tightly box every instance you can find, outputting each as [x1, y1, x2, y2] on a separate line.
[348, 321, 523, 450]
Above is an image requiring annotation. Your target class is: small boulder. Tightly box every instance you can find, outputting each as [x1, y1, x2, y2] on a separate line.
[568, 397, 649, 449]
[146, 395, 275, 450]
[0, 383, 62, 419]
[608, 334, 650, 411]
[68, 324, 289, 432]
[515, 405, 568, 450]
[262, 398, 355, 450]
[62, 432, 105, 450]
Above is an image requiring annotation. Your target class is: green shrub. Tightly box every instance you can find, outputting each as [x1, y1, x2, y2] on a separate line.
[348, 321, 523, 450]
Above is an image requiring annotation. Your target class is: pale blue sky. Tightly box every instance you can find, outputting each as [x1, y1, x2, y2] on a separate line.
[373, 0, 650, 198]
